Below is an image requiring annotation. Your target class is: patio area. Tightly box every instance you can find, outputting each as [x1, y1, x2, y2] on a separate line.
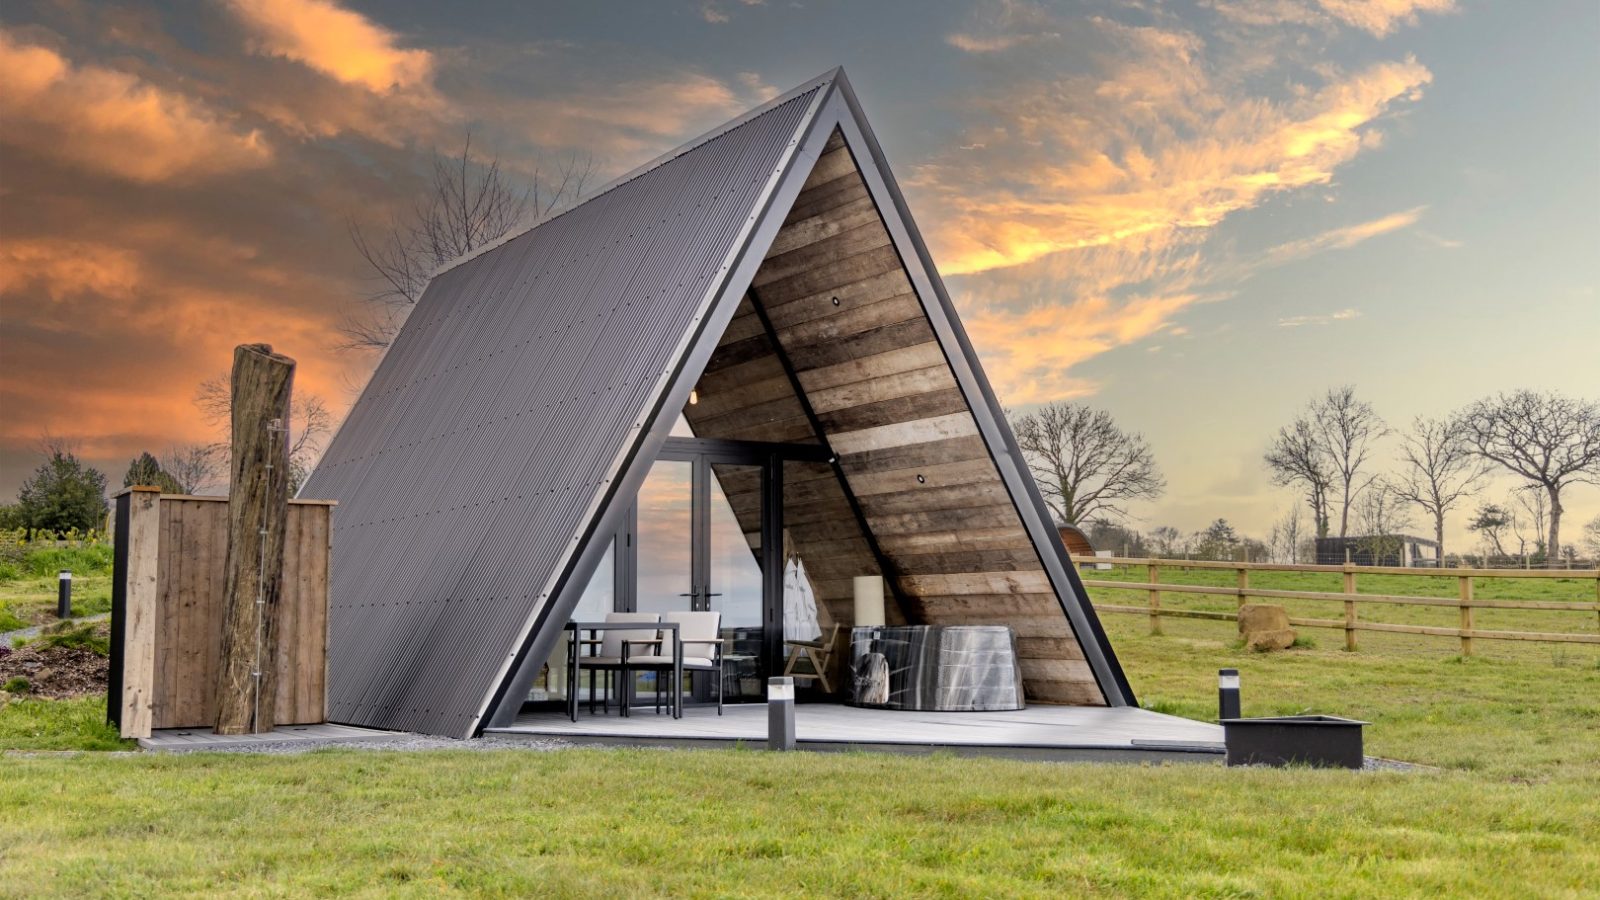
[487, 703, 1225, 763]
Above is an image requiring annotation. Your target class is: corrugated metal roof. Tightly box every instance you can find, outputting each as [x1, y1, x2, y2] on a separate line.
[302, 81, 826, 737]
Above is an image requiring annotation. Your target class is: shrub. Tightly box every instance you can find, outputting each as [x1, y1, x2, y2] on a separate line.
[3, 677, 30, 694]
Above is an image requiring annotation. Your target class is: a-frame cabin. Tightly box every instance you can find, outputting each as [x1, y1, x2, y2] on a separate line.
[302, 69, 1134, 739]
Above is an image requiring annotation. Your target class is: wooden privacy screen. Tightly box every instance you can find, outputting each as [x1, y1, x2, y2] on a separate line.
[109, 487, 333, 738]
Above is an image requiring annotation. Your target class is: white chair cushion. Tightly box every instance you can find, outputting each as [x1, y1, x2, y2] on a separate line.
[599, 612, 660, 658]
[664, 610, 720, 643]
[628, 654, 714, 668]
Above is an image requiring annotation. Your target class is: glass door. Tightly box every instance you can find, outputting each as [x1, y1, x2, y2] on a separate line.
[635, 459, 695, 619]
[707, 462, 766, 701]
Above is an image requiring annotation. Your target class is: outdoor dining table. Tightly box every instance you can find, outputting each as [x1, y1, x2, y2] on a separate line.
[563, 621, 681, 722]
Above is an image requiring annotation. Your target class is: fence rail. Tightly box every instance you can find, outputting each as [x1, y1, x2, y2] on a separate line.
[1070, 556, 1600, 655]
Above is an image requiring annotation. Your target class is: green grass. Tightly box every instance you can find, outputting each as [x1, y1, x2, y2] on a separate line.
[0, 574, 113, 629]
[0, 743, 1594, 896]
[0, 540, 114, 630]
[0, 569, 1596, 896]
[0, 696, 130, 752]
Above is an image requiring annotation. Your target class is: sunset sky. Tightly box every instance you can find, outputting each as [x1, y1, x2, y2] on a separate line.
[2, 0, 1596, 551]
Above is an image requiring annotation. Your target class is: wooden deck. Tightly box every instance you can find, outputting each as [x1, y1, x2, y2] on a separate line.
[487, 703, 1225, 763]
[138, 722, 406, 752]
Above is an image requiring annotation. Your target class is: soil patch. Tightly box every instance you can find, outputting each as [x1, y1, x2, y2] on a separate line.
[1, 625, 110, 700]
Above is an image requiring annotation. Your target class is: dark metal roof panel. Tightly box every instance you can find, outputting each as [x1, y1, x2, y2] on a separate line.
[302, 86, 822, 737]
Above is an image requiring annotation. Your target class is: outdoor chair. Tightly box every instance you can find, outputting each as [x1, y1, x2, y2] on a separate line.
[783, 623, 842, 694]
[622, 610, 726, 716]
[573, 612, 661, 715]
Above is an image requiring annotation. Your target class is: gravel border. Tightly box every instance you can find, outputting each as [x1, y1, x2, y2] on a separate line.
[1, 613, 110, 647]
[145, 734, 575, 755]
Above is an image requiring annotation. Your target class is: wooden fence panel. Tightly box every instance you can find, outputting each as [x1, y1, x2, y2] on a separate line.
[114, 492, 332, 737]
[1075, 556, 1600, 654]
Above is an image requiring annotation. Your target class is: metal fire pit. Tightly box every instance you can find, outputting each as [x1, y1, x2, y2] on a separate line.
[1221, 715, 1367, 769]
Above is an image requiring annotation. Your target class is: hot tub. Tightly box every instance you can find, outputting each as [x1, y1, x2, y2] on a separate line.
[848, 625, 1024, 711]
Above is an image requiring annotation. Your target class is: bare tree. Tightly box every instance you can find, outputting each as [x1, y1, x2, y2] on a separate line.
[1011, 402, 1165, 525]
[1353, 480, 1412, 563]
[343, 134, 595, 350]
[1510, 486, 1549, 559]
[1264, 417, 1334, 538]
[195, 374, 333, 492]
[1582, 514, 1600, 560]
[1266, 507, 1305, 564]
[1313, 386, 1388, 539]
[1148, 525, 1186, 559]
[162, 444, 223, 495]
[1458, 390, 1600, 564]
[1389, 415, 1486, 559]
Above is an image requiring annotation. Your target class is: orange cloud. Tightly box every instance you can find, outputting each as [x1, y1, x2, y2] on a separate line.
[0, 30, 272, 183]
[1318, 0, 1456, 37]
[506, 72, 770, 163]
[961, 290, 1201, 406]
[226, 0, 433, 93]
[1266, 206, 1425, 262]
[0, 240, 142, 303]
[917, 57, 1431, 276]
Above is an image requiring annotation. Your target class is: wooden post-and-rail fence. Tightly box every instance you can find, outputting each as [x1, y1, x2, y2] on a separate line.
[1073, 556, 1600, 656]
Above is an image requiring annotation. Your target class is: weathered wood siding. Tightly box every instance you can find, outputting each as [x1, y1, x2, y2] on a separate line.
[686, 130, 1105, 706]
[114, 493, 332, 735]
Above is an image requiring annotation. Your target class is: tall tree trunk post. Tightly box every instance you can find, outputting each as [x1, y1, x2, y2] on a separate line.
[1547, 487, 1563, 566]
[215, 344, 295, 735]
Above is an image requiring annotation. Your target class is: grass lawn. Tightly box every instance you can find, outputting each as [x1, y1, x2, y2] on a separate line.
[2, 571, 1597, 896]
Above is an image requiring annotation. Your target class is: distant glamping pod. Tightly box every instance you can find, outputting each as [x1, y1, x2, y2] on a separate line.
[300, 69, 1134, 739]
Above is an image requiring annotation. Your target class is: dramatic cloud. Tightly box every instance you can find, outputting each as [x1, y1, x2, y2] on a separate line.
[911, 8, 1434, 404]
[917, 54, 1432, 275]
[226, 0, 433, 92]
[0, 29, 271, 183]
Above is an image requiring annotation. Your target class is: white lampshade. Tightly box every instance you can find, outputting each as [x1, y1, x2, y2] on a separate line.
[853, 575, 885, 628]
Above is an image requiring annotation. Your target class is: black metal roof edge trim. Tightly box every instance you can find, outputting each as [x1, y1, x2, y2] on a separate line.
[824, 70, 1137, 707]
[471, 76, 842, 737]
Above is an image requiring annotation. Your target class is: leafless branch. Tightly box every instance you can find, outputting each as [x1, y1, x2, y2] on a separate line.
[1012, 402, 1165, 525]
[341, 133, 595, 351]
[1388, 415, 1487, 558]
[1458, 390, 1600, 559]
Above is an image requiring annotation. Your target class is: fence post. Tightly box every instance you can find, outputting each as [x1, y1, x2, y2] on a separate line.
[1147, 563, 1162, 635]
[1236, 566, 1249, 609]
[1458, 575, 1474, 657]
[1342, 566, 1358, 652]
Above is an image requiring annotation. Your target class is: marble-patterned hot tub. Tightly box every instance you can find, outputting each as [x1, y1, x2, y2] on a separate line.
[848, 625, 1025, 711]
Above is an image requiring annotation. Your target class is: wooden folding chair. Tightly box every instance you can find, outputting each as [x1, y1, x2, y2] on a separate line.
[783, 623, 842, 694]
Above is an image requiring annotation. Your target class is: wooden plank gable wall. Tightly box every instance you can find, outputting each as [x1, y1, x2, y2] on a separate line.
[685, 129, 1105, 706]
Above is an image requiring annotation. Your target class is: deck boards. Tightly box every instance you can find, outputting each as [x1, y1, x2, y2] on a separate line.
[489, 704, 1222, 762]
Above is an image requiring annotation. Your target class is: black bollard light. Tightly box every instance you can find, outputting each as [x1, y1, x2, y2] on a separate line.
[1218, 668, 1241, 721]
[768, 676, 796, 751]
[57, 570, 72, 619]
